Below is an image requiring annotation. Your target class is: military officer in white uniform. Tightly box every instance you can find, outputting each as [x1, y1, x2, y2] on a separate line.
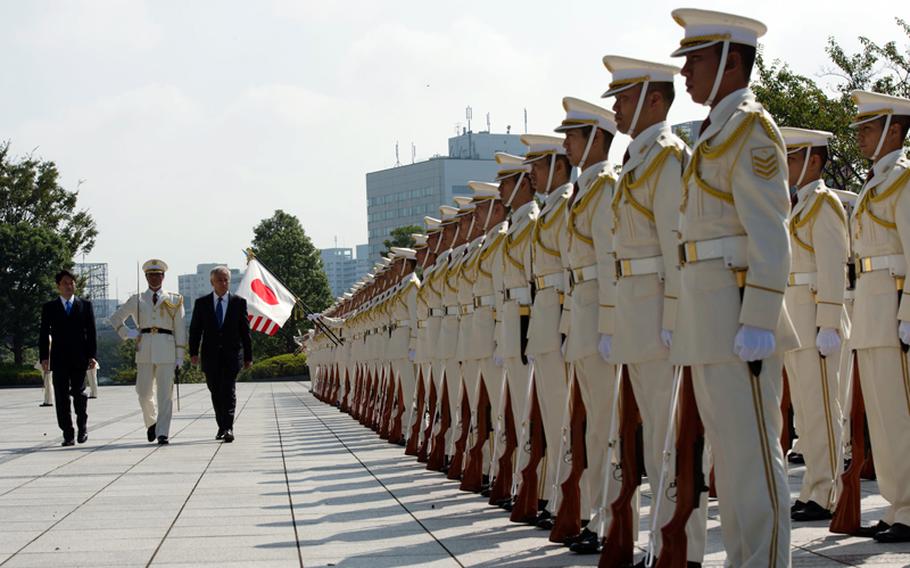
[780, 128, 850, 523]
[109, 259, 186, 444]
[848, 90, 910, 543]
[669, 10, 798, 567]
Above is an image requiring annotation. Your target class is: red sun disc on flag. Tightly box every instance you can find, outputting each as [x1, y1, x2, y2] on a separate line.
[251, 278, 279, 305]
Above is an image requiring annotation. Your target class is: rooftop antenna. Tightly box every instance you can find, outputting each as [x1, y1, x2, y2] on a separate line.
[523, 108, 528, 134]
[411, 143, 416, 164]
[486, 112, 491, 132]
[466, 106, 473, 132]
[395, 141, 400, 166]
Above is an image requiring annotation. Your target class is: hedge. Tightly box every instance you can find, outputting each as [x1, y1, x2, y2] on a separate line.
[0, 364, 43, 387]
[238, 353, 309, 381]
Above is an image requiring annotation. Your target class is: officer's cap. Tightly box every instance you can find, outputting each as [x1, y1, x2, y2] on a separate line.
[780, 127, 833, 153]
[520, 134, 567, 164]
[143, 259, 168, 274]
[554, 97, 617, 135]
[850, 90, 910, 127]
[602, 56, 680, 98]
[669, 8, 766, 57]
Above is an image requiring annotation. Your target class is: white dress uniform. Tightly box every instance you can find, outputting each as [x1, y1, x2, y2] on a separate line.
[669, 10, 798, 567]
[848, 90, 910, 534]
[780, 128, 850, 515]
[387, 253, 419, 440]
[109, 260, 186, 440]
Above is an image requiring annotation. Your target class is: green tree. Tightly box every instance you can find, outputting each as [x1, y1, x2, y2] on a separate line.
[0, 143, 97, 364]
[250, 210, 332, 357]
[382, 224, 422, 255]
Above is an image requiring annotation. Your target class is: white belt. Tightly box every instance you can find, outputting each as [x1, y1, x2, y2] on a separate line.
[459, 304, 474, 315]
[857, 254, 906, 277]
[572, 264, 598, 283]
[679, 235, 748, 267]
[506, 286, 532, 305]
[788, 272, 817, 287]
[615, 255, 663, 278]
[395, 319, 411, 327]
[430, 308, 445, 317]
[474, 294, 495, 308]
[535, 272, 565, 290]
[445, 306, 460, 316]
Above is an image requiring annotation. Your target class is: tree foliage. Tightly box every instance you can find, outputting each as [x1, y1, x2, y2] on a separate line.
[0, 142, 97, 364]
[250, 210, 332, 357]
[382, 224, 422, 255]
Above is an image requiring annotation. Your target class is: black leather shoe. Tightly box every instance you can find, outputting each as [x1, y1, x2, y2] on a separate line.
[216, 429, 225, 440]
[147, 423, 157, 442]
[854, 520, 890, 538]
[494, 498, 512, 510]
[157, 436, 169, 445]
[88, 395, 97, 399]
[77, 430, 88, 444]
[536, 513, 554, 530]
[40, 403, 53, 407]
[563, 528, 595, 547]
[223, 430, 234, 443]
[791, 500, 832, 522]
[874, 522, 910, 543]
[788, 451, 805, 464]
[61, 438, 75, 447]
[790, 500, 806, 515]
[568, 531, 601, 554]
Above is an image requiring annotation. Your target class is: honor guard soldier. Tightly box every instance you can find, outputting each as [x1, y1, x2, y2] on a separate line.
[669, 9, 798, 566]
[780, 128, 850, 523]
[545, 97, 620, 548]
[848, 90, 910, 542]
[110, 259, 187, 444]
[511, 134, 572, 527]
[489, 153, 538, 507]
[35, 349, 54, 407]
[386, 247, 419, 445]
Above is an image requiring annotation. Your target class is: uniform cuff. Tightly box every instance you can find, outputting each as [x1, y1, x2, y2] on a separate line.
[816, 301, 843, 331]
[739, 284, 784, 331]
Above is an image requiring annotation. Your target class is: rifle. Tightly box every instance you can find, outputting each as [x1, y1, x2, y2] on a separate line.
[655, 367, 707, 568]
[174, 364, 181, 412]
[830, 351, 863, 534]
[550, 365, 587, 543]
[596, 364, 625, 539]
[599, 366, 643, 568]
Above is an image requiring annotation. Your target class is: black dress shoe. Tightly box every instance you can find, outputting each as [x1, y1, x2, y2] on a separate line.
[790, 500, 806, 515]
[77, 431, 88, 444]
[39, 403, 53, 407]
[563, 528, 596, 547]
[216, 429, 225, 440]
[568, 531, 601, 554]
[157, 436, 169, 445]
[533, 509, 553, 528]
[223, 430, 234, 443]
[788, 451, 805, 465]
[854, 520, 890, 538]
[147, 423, 157, 442]
[61, 438, 75, 447]
[791, 500, 832, 522]
[874, 522, 910, 543]
[88, 395, 97, 399]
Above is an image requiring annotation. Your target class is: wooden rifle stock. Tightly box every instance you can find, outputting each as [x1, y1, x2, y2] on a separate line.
[550, 373, 587, 542]
[447, 385, 472, 480]
[655, 367, 706, 568]
[488, 385, 518, 504]
[830, 352, 864, 534]
[599, 368, 643, 568]
[462, 377, 492, 491]
[405, 369, 426, 456]
[511, 386, 546, 523]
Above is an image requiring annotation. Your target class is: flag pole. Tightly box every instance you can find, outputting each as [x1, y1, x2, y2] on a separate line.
[241, 249, 344, 346]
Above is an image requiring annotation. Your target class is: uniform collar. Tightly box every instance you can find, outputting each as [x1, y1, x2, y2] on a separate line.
[623, 121, 669, 174]
[868, 149, 904, 188]
[540, 182, 572, 215]
[792, 179, 824, 217]
[697, 88, 753, 147]
[577, 160, 610, 188]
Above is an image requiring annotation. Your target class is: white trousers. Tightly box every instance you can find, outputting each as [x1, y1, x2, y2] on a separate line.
[136, 363, 174, 437]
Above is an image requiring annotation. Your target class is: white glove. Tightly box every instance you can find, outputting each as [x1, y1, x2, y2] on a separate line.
[815, 328, 841, 357]
[407, 349, 416, 362]
[175, 357, 184, 368]
[660, 329, 673, 350]
[900, 321, 910, 346]
[126, 328, 140, 340]
[598, 334, 612, 363]
[527, 354, 535, 364]
[307, 313, 319, 321]
[733, 325, 776, 362]
[493, 354, 504, 367]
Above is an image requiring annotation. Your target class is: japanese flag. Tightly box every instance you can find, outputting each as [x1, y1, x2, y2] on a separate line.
[237, 258, 296, 336]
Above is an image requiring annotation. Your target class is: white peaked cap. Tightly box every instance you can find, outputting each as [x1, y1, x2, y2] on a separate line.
[453, 195, 475, 216]
[780, 127, 833, 151]
[670, 8, 767, 57]
[390, 247, 417, 259]
[601, 56, 680, 97]
[468, 181, 501, 200]
[439, 205, 460, 224]
[520, 134, 566, 164]
[412, 234, 429, 248]
[424, 216, 442, 233]
[495, 152, 530, 181]
[554, 97, 617, 135]
[850, 90, 910, 127]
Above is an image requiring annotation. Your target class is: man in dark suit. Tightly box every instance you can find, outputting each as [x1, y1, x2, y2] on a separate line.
[189, 266, 252, 443]
[39, 269, 97, 446]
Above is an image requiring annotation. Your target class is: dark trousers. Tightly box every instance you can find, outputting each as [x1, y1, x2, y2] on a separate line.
[53, 368, 88, 439]
[205, 367, 238, 431]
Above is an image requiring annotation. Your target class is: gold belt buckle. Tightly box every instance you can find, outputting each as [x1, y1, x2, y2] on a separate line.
[150, 327, 159, 334]
[861, 257, 873, 273]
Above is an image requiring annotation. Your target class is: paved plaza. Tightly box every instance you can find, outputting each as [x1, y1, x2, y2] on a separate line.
[0, 382, 908, 567]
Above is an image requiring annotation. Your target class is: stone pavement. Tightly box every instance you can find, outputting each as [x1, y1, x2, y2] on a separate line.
[1, 382, 908, 567]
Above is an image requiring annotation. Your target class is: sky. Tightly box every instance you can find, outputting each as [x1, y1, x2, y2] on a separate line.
[1, 0, 903, 300]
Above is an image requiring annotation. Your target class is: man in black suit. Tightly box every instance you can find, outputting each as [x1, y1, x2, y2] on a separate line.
[39, 269, 97, 446]
[189, 266, 252, 443]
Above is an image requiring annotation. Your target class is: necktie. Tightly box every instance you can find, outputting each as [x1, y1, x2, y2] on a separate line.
[152, 292, 158, 306]
[698, 117, 712, 136]
[216, 297, 224, 328]
[65, 300, 72, 315]
[622, 150, 630, 165]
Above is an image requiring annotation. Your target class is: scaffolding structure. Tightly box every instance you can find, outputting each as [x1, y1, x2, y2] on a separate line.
[73, 262, 111, 317]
